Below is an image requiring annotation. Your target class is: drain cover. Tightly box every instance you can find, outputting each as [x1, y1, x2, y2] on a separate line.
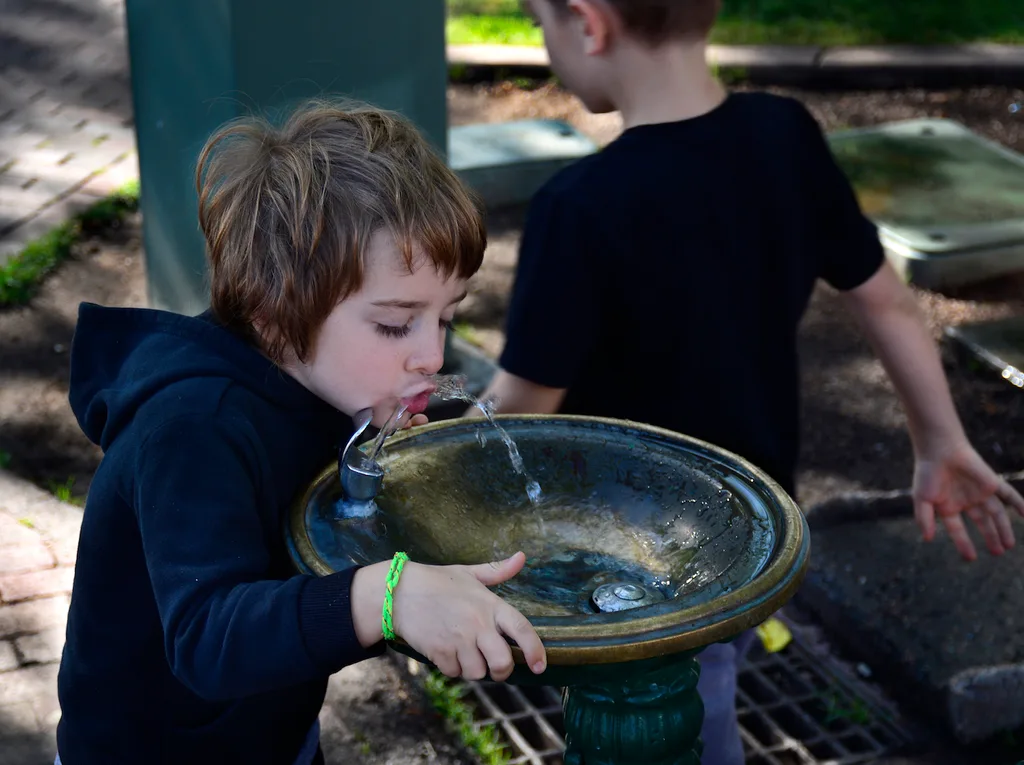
[591, 581, 665, 612]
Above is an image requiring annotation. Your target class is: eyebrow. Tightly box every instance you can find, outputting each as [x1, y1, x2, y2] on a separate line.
[371, 291, 469, 310]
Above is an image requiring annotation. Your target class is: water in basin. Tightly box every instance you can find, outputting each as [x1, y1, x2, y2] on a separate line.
[302, 421, 777, 620]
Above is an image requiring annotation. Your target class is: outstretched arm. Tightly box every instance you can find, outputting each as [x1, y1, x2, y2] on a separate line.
[840, 261, 1024, 560]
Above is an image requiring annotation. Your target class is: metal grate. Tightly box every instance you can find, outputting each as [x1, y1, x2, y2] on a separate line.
[465, 683, 565, 765]
[736, 638, 915, 764]
[450, 627, 918, 765]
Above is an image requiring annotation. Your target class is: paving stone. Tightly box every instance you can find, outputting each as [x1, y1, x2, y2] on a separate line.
[0, 171, 68, 227]
[0, 734, 55, 765]
[80, 152, 137, 198]
[31, 695, 62, 731]
[0, 664, 59, 704]
[0, 543, 55, 576]
[0, 702, 39, 733]
[0, 516, 38, 549]
[0, 568, 75, 604]
[0, 597, 70, 638]
[0, 190, 97, 265]
[15, 629, 65, 666]
[48, 537, 77, 568]
[0, 640, 19, 671]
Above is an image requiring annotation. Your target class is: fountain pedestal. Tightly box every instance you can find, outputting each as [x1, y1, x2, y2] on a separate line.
[561, 654, 703, 765]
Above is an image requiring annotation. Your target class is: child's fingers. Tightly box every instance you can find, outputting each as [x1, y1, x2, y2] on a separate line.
[496, 606, 546, 675]
[456, 645, 488, 681]
[983, 496, 1014, 552]
[477, 630, 515, 682]
[998, 479, 1024, 519]
[942, 512, 977, 562]
[965, 504, 1002, 557]
[913, 498, 937, 542]
[432, 649, 463, 679]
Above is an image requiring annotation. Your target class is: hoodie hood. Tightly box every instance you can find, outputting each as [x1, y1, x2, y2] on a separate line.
[69, 303, 343, 451]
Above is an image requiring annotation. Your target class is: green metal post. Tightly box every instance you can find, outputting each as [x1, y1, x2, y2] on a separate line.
[562, 654, 704, 765]
[509, 652, 706, 765]
[124, 0, 449, 315]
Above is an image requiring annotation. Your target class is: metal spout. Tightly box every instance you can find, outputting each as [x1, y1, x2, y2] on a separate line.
[338, 408, 383, 504]
[340, 457, 384, 503]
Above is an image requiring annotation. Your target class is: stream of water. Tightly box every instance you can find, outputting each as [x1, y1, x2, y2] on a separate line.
[430, 374, 543, 504]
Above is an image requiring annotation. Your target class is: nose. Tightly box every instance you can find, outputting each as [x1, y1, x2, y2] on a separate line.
[407, 326, 446, 375]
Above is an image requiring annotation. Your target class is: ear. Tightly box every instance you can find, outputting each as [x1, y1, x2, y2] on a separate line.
[566, 0, 614, 55]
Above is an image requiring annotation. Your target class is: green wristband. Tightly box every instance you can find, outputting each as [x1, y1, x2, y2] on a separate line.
[382, 552, 409, 641]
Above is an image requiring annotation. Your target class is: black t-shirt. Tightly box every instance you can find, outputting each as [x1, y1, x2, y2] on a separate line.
[500, 92, 885, 493]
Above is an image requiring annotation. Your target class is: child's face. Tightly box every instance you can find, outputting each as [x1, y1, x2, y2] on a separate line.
[524, 0, 616, 114]
[286, 231, 468, 429]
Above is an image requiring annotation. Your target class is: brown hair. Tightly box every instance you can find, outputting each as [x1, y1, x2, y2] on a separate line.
[550, 0, 720, 44]
[196, 99, 486, 364]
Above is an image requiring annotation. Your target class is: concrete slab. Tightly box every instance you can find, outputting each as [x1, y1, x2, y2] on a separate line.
[795, 476, 1024, 743]
[707, 44, 822, 71]
[449, 119, 597, 209]
[827, 118, 1024, 290]
[446, 43, 1024, 88]
[945, 315, 1024, 390]
[820, 44, 1024, 71]
[448, 44, 550, 68]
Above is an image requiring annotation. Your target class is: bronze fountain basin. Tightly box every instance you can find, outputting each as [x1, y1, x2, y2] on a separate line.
[286, 415, 810, 671]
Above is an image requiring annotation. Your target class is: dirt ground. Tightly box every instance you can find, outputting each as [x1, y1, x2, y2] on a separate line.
[2, 82, 1024, 508]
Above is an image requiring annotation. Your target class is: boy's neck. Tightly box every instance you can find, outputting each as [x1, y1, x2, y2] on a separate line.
[609, 39, 727, 130]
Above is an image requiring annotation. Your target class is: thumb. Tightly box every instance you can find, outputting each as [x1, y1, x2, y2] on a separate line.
[469, 551, 527, 586]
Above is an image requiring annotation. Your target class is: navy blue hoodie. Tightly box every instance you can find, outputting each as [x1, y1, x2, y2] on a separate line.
[57, 303, 384, 764]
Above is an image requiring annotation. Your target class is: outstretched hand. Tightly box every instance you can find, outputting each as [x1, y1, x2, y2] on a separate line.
[913, 442, 1024, 561]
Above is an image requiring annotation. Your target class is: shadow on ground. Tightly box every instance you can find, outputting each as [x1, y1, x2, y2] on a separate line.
[0, 0, 133, 126]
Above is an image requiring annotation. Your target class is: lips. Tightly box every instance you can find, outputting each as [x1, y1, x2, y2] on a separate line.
[400, 386, 435, 415]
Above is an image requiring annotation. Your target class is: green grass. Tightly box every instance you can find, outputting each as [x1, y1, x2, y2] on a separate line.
[446, 0, 1024, 46]
[49, 476, 86, 507]
[0, 179, 140, 308]
[424, 671, 511, 765]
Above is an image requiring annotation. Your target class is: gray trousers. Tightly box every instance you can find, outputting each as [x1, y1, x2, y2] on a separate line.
[697, 630, 757, 765]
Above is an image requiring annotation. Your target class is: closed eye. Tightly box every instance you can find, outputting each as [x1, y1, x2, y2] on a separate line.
[375, 323, 411, 339]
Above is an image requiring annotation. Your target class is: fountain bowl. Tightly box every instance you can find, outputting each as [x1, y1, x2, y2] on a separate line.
[287, 415, 809, 669]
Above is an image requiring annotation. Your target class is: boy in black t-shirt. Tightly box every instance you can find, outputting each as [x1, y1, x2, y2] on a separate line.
[474, 1, 1024, 763]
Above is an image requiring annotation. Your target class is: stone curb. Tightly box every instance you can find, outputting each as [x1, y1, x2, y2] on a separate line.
[803, 470, 1024, 530]
[447, 43, 1024, 87]
[797, 472, 1024, 744]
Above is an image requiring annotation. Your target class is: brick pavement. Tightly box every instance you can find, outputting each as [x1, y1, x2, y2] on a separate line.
[0, 470, 77, 765]
[0, 0, 138, 267]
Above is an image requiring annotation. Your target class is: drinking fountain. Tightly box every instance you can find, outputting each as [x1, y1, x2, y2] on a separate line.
[287, 415, 810, 764]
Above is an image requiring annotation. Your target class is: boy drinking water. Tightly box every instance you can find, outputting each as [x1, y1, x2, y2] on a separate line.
[56, 101, 547, 765]
[476, 1, 1024, 763]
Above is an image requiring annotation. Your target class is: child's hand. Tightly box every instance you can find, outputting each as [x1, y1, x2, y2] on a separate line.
[404, 414, 429, 428]
[393, 552, 546, 682]
[913, 441, 1024, 561]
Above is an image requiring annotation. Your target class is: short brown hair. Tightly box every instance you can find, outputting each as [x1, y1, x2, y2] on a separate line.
[550, 0, 720, 44]
[196, 99, 486, 364]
